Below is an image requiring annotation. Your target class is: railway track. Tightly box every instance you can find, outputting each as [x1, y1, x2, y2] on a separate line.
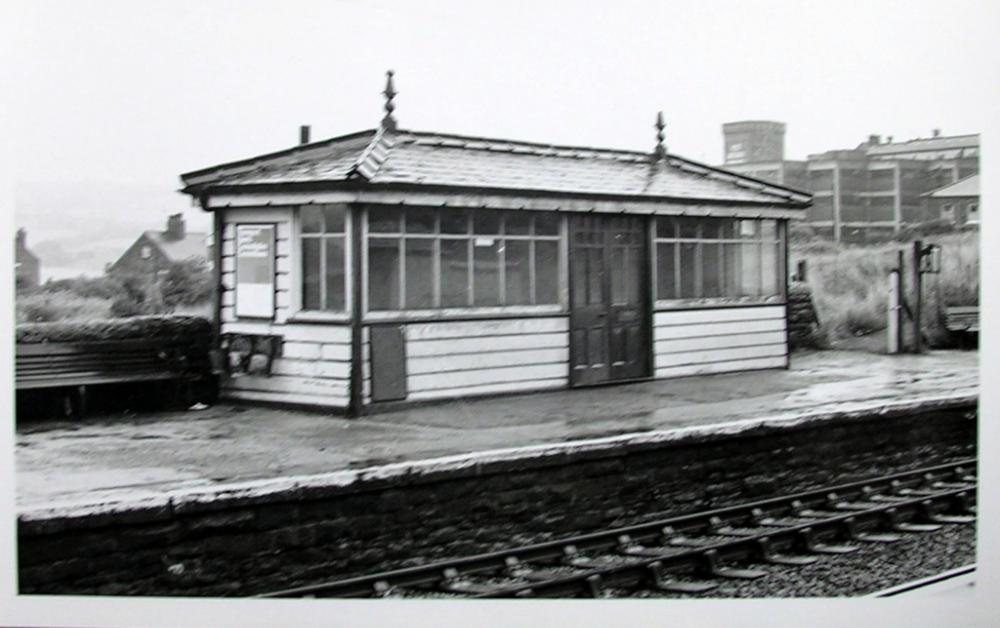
[259, 459, 977, 599]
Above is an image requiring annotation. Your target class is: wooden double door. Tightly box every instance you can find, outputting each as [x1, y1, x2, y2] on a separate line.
[569, 214, 651, 386]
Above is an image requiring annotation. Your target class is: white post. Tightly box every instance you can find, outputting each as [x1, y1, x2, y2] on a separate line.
[887, 269, 900, 354]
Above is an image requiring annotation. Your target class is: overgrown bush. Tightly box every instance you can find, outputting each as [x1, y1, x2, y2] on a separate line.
[16, 315, 212, 344]
[16, 259, 214, 322]
[792, 231, 979, 347]
[895, 219, 962, 241]
[15, 291, 112, 323]
[37, 276, 123, 300]
[160, 259, 214, 308]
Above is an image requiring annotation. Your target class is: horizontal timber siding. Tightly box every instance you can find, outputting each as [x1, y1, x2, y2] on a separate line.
[219, 320, 352, 409]
[371, 317, 570, 403]
[218, 207, 351, 410]
[653, 305, 787, 378]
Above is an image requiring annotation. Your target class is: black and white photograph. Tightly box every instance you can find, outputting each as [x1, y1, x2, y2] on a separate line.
[3, 1, 998, 626]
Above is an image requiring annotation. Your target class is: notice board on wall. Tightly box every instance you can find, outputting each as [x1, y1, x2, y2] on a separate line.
[235, 224, 275, 319]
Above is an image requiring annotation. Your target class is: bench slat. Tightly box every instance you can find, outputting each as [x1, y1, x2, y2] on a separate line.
[945, 306, 979, 334]
[14, 335, 212, 392]
[16, 372, 180, 390]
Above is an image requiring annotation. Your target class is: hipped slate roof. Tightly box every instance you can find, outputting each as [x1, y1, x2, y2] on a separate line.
[181, 127, 811, 206]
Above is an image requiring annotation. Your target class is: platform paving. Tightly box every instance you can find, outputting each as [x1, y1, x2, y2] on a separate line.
[15, 349, 978, 514]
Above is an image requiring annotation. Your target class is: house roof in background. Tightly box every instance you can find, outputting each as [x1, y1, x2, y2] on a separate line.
[145, 230, 209, 261]
[926, 173, 979, 198]
[181, 127, 811, 206]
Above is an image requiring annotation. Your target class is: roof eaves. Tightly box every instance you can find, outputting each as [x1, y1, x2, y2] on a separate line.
[180, 128, 379, 192]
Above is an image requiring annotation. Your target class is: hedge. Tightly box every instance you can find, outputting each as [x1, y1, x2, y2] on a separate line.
[16, 315, 212, 345]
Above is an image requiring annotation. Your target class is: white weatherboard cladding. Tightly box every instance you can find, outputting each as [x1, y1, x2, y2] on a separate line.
[653, 305, 788, 378]
[219, 319, 353, 409]
[218, 204, 351, 410]
[393, 317, 570, 401]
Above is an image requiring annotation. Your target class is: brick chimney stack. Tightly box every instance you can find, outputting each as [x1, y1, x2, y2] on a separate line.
[166, 213, 185, 241]
[16, 228, 26, 249]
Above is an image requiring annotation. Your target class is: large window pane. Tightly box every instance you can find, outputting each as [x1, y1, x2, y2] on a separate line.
[363, 207, 564, 312]
[680, 242, 698, 298]
[723, 242, 742, 296]
[302, 238, 322, 309]
[535, 212, 560, 236]
[440, 239, 470, 307]
[440, 209, 469, 234]
[719, 219, 738, 239]
[656, 216, 676, 238]
[473, 239, 500, 305]
[740, 242, 761, 296]
[535, 241, 559, 304]
[678, 217, 700, 239]
[405, 239, 434, 308]
[504, 211, 532, 235]
[761, 241, 779, 297]
[301, 206, 324, 234]
[656, 242, 677, 300]
[322, 205, 345, 233]
[405, 207, 436, 234]
[504, 240, 531, 305]
[473, 210, 501, 235]
[368, 238, 400, 310]
[654, 217, 785, 303]
[324, 237, 346, 310]
[702, 242, 722, 298]
[369, 207, 403, 233]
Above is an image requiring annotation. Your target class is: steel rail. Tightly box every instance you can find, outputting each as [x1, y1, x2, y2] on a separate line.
[258, 458, 976, 599]
[468, 486, 973, 598]
[867, 564, 975, 597]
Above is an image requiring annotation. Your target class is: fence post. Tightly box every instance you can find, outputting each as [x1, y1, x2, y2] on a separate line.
[887, 267, 900, 354]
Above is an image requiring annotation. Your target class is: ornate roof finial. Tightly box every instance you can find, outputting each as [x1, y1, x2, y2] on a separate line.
[382, 70, 398, 132]
[654, 111, 666, 159]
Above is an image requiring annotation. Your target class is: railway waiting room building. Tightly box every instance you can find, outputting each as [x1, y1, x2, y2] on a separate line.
[180, 74, 811, 415]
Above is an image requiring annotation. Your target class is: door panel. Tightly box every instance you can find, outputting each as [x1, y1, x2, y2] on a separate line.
[569, 214, 650, 386]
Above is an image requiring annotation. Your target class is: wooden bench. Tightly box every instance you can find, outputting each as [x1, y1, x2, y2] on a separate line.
[16, 336, 212, 415]
[945, 306, 979, 349]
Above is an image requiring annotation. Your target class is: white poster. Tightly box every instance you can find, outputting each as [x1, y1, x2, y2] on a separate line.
[234, 224, 275, 319]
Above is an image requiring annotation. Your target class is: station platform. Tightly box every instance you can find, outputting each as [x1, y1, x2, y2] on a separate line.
[15, 349, 978, 516]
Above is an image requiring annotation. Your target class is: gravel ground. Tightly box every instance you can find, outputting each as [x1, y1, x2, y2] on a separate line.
[620, 522, 976, 598]
[370, 522, 976, 599]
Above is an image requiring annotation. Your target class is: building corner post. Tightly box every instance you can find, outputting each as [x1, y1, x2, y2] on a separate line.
[347, 203, 365, 417]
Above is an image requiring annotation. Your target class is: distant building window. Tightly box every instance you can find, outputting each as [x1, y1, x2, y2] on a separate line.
[967, 202, 979, 222]
[300, 204, 347, 312]
[655, 217, 783, 305]
[366, 207, 562, 312]
[140, 245, 152, 259]
[942, 203, 954, 220]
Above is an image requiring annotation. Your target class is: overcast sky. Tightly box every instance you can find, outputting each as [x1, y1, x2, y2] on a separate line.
[7, 0, 999, 276]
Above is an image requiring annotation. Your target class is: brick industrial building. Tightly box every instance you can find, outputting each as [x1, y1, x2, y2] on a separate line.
[721, 121, 979, 241]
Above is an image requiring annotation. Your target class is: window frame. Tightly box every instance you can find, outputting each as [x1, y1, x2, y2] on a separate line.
[967, 201, 979, 221]
[361, 205, 567, 321]
[652, 216, 786, 311]
[292, 204, 353, 322]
